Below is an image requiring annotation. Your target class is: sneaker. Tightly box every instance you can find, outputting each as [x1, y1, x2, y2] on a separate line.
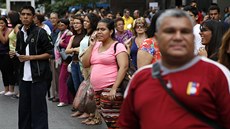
[0, 91, 6, 95]
[57, 102, 68, 107]
[4, 91, 15, 96]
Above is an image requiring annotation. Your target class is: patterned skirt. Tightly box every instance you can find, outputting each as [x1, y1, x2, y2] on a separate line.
[94, 87, 123, 129]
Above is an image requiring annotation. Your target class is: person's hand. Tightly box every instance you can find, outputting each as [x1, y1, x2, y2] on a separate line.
[18, 55, 31, 62]
[108, 88, 117, 101]
[9, 51, 16, 58]
[203, 15, 210, 21]
[198, 47, 208, 57]
[72, 47, 79, 53]
[124, 37, 133, 48]
[89, 31, 97, 46]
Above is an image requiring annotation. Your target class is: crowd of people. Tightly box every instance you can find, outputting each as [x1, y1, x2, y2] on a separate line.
[0, 0, 230, 128]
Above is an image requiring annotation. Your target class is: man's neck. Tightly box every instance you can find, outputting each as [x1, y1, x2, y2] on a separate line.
[23, 25, 31, 31]
[161, 55, 195, 70]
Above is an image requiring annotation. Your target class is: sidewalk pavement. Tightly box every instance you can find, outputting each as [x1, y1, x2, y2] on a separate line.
[0, 74, 107, 129]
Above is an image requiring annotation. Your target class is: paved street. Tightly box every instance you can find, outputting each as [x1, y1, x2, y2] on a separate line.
[0, 74, 107, 129]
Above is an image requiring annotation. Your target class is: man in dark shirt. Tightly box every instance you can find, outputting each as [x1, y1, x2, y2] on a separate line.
[16, 5, 53, 129]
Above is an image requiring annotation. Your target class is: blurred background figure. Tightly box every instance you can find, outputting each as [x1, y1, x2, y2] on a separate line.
[34, 13, 51, 35]
[7, 10, 22, 98]
[122, 9, 134, 31]
[114, 18, 133, 44]
[126, 17, 148, 69]
[218, 29, 230, 70]
[137, 11, 163, 69]
[183, 5, 204, 54]
[0, 16, 15, 96]
[198, 20, 229, 61]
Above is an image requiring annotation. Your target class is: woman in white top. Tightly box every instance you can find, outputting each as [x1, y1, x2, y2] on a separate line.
[34, 13, 51, 35]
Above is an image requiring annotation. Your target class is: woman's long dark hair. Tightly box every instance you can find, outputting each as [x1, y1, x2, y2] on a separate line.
[85, 13, 100, 36]
[8, 11, 21, 28]
[200, 20, 229, 61]
[219, 29, 230, 70]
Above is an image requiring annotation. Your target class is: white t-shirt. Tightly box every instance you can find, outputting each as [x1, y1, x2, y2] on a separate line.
[193, 24, 204, 54]
[42, 24, 51, 35]
[79, 35, 90, 59]
[21, 26, 32, 81]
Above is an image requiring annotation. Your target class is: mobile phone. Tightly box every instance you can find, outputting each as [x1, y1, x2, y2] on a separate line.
[15, 52, 20, 57]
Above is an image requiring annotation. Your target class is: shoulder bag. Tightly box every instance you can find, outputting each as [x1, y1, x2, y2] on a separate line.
[151, 62, 223, 129]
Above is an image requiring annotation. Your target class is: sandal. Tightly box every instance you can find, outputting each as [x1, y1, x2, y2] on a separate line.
[85, 117, 102, 125]
[77, 113, 89, 119]
[81, 117, 92, 124]
[71, 111, 82, 117]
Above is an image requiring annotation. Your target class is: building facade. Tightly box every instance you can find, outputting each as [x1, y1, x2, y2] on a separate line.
[6, 0, 35, 12]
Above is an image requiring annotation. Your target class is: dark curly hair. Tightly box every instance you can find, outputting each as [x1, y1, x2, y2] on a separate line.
[0, 16, 8, 27]
[85, 13, 101, 36]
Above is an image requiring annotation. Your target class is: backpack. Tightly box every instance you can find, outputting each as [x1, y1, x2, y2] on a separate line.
[114, 42, 136, 94]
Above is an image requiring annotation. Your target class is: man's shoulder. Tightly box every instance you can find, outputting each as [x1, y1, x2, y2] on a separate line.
[129, 65, 153, 85]
[30, 26, 46, 34]
[199, 57, 227, 69]
[199, 57, 230, 77]
[124, 64, 153, 97]
[134, 65, 152, 76]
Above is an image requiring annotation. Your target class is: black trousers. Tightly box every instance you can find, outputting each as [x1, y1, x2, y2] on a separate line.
[18, 80, 48, 129]
[0, 54, 16, 86]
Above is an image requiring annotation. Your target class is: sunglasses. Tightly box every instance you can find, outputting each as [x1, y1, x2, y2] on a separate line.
[135, 24, 145, 29]
[200, 26, 210, 32]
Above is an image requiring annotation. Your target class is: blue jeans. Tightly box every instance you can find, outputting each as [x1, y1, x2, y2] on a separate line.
[71, 62, 83, 92]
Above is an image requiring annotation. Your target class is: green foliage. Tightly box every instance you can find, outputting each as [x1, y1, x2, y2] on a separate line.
[0, 0, 6, 8]
[47, 1, 68, 17]
[44, 0, 100, 17]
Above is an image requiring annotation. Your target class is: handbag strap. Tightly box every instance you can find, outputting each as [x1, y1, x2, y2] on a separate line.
[151, 62, 222, 129]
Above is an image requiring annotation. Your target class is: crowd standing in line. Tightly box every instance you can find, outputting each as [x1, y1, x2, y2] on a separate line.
[0, 1, 230, 129]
